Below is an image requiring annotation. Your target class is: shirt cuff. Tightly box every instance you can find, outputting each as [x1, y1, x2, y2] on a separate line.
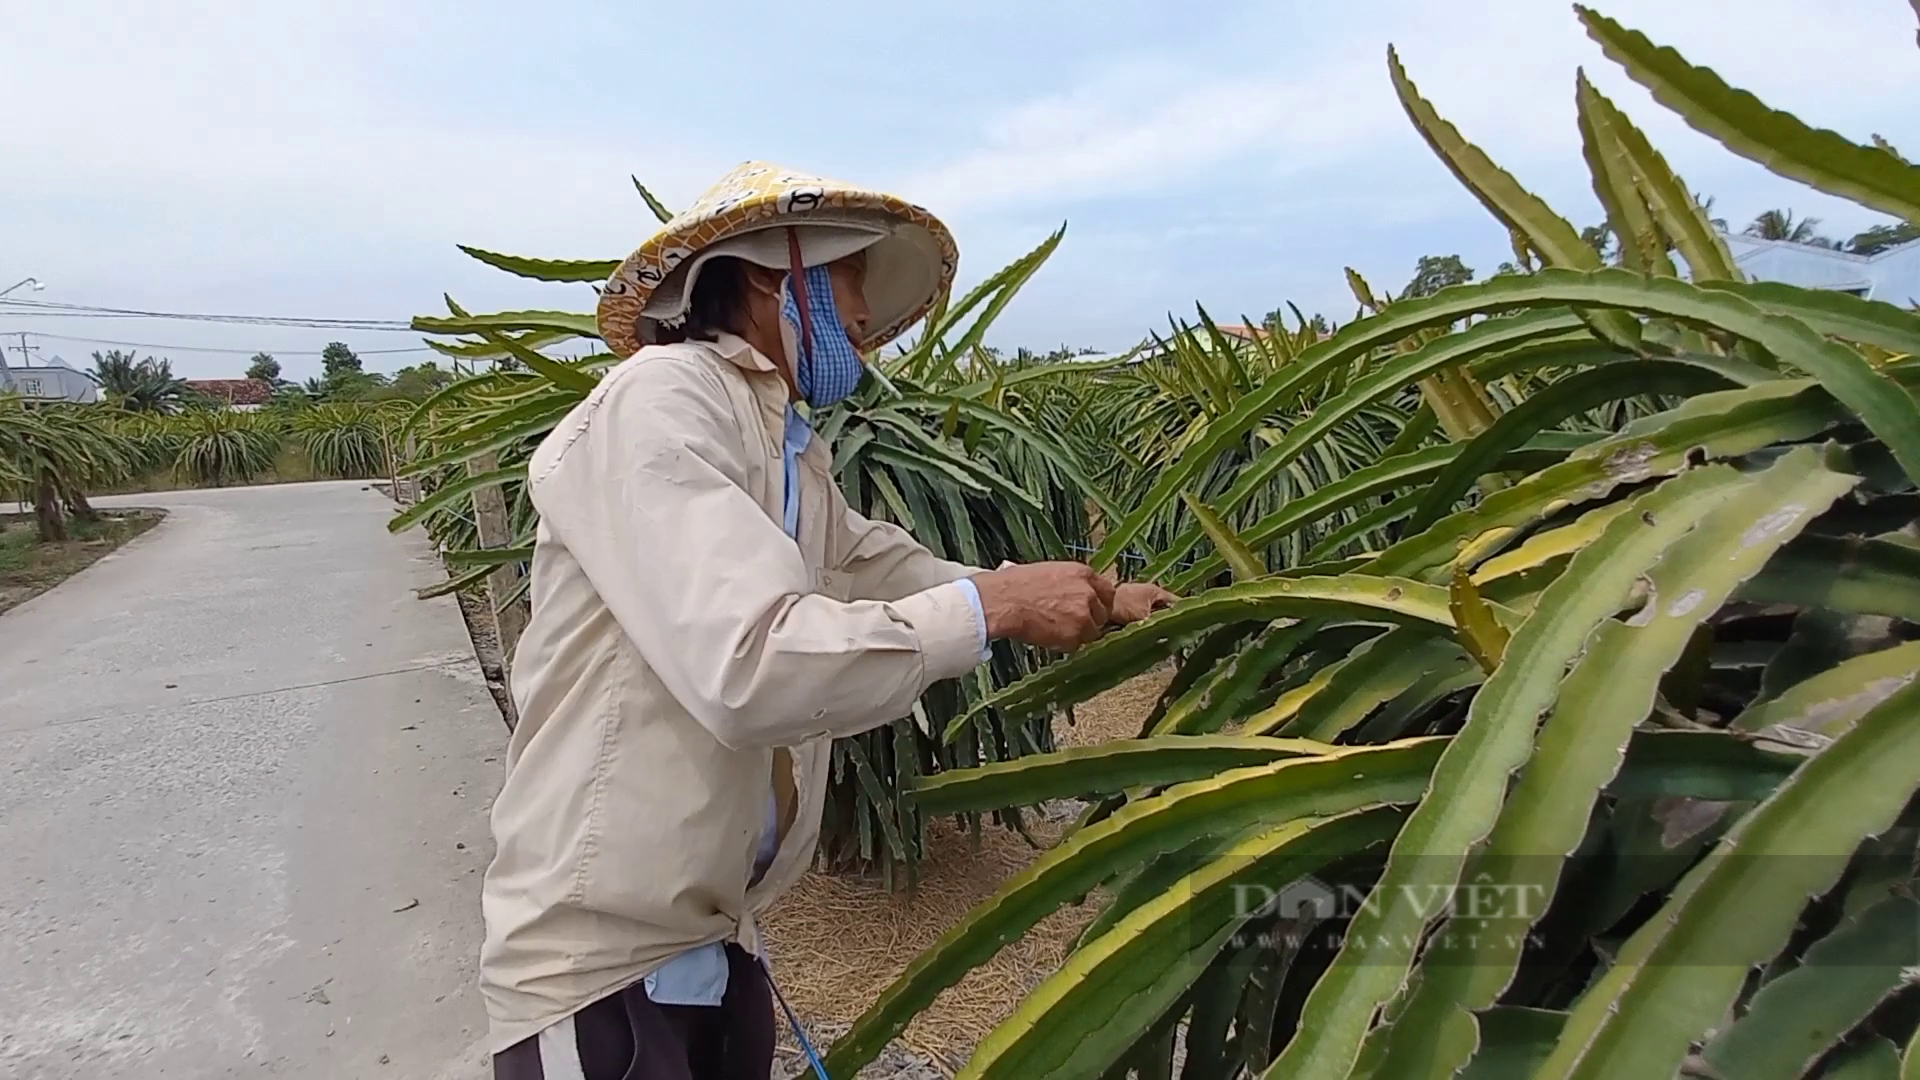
[953, 576, 993, 662]
[892, 581, 989, 683]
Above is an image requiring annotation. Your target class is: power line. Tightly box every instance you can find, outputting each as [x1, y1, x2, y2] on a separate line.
[8, 331, 435, 357]
[0, 297, 416, 331]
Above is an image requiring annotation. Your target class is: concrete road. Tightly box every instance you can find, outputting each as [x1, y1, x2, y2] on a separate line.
[0, 482, 503, 1079]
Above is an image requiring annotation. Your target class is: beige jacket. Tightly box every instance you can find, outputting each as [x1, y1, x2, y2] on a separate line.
[478, 333, 985, 1051]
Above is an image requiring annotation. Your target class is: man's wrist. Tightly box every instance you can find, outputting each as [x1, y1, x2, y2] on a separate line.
[969, 570, 1021, 641]
[953, 576, 993, 662]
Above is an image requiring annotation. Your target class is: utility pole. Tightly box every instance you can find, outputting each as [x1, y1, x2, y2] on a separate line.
[1, 331, 33, 374]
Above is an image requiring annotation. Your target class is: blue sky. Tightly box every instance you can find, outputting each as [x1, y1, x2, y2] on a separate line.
[3, 1, 1917, 379]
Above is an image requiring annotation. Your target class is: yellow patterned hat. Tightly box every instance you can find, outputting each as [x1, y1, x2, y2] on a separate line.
[596, 161, 959, 358]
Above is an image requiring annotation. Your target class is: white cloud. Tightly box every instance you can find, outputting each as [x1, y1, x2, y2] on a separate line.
[906, 0, 1920, 220]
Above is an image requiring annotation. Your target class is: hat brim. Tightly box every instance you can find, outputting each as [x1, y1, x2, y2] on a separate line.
[596, 162, 958, 358]
[640, 223, 942, 351]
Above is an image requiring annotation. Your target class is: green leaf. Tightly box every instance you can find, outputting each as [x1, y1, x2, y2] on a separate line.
[426, 328, 576, 360]
[414, 561, 495, 599]
[1158, 443, 1465, 588]
[631, 176, 675, 223]
[1371, 371, 1906, 581]
[897, 226, 1066, 381]
[1450, 1009, 1565, 1080]
[823, 740, 1448, 1078]
[864, 440, 990, 495]
[1267, 463, 1759, 1080]
[395, 370, 526, 442]
[1182, 945, 1266, 1080]
[455, 245, 619, 283]
[845, 738, 909, 863]
[1831, 1040, 1905, 1080]
[411, 308, 601, 339]
[386, 464, 525, 533]
[1388, 46, 1642, 350]
[462, 315, 602, 394]
[400, 400, 577, 475]
[1152, 620, 1321, 736]
[1372, 445, 1856, 1080]
[1448, 566, 1511, 673]
[1180, 492, 1265, 580]
[1579, 5, 1920, 223]
[949, 575, 1461, 738]
[1607, 730, 1804, 802]
[907, 735, 1334, 815]
[1284, 628, 1472, 742]
[1407, 359, 1738, 531]
[1533, 674, 1920, 1078]
[1142, 310, 1588, 575]
[963, 810, 1404, 1080]
[1739, 533, 1920, 622]
[1702, 894, 1920, 1080]
[887, 396, 1123, 521]
[428, 392, 579, 456]
[1732, 640, 1920, 735]
[441, 545, 534, 567]
[1576, 72, 1740, 281]
[1697, 279, 1920, 356]
[1092, 271, 1920, 570]
[1575, 71, 1676, 276]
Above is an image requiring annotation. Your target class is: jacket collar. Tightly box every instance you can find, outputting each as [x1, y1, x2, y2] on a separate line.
[707, 332, 777, 373]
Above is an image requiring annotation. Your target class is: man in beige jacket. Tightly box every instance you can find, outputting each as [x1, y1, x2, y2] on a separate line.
[481, 163, 1173, 1080]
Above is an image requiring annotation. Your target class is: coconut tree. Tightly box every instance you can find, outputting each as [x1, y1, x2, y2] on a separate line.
[1744, 207, 1839, 247]
[88, 350, 188, 413]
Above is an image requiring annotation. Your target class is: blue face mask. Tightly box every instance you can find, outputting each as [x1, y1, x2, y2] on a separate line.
[780, 263, 865, 408]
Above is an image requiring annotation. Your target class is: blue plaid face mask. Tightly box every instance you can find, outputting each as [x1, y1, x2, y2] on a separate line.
[780, 263, 865, 408]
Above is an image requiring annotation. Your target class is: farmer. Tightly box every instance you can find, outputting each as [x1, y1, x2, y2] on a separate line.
[480, 162, 1174, 1080]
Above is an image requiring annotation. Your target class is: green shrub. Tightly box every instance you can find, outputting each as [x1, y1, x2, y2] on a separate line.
[294, 403, 399, 479]
[170, 410, 282, 486]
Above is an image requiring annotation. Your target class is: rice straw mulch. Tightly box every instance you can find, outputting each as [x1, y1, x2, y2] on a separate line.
[761, 668, 1174, 1068]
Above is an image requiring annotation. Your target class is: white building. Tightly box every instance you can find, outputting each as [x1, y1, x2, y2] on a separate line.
[0, 355, 99, 404]
[1722, 233, 1920, 305]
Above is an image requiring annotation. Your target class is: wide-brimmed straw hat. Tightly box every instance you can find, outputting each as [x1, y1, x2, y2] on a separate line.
[596, 161, 958, 358]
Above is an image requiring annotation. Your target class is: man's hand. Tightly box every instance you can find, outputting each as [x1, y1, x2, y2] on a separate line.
[1110, 581, 1178, 626]
[971, 562, 1116, 651]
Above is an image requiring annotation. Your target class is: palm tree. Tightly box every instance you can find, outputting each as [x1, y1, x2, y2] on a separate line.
[88, 350, 187, 413]
[1693, 192, 1729, 230]
[1743, 208, 1838, 248]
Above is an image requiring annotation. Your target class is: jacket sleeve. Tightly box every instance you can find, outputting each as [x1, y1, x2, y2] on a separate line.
[527, 355, 984, 750]
[828, 481, 985, 602]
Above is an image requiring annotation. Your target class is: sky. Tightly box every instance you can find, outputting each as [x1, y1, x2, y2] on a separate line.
[2, 1, 1917, 380]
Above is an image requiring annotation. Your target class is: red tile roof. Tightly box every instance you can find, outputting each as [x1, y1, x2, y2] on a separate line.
[185, 378, 273, 406]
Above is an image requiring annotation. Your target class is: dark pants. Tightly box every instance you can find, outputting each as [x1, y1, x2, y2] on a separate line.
[494, 945, 776, 1080]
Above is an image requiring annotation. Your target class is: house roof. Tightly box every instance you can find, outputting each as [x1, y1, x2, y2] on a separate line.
[1719, 231, 1920, 304]
[185, 378, 273, 406]
[1214, 323, 1270, 341]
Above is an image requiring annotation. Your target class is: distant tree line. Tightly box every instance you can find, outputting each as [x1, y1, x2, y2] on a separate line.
[86, 343, 454, 414]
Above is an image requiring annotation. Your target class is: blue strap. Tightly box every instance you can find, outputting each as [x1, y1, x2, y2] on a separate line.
[763, 956, 830, 1077]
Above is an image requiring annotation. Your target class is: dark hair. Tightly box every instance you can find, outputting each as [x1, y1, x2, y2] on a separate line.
[665, 255, 753, 344]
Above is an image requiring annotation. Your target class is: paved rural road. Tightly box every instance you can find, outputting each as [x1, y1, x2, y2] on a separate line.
[0, 482, 502, 1079]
